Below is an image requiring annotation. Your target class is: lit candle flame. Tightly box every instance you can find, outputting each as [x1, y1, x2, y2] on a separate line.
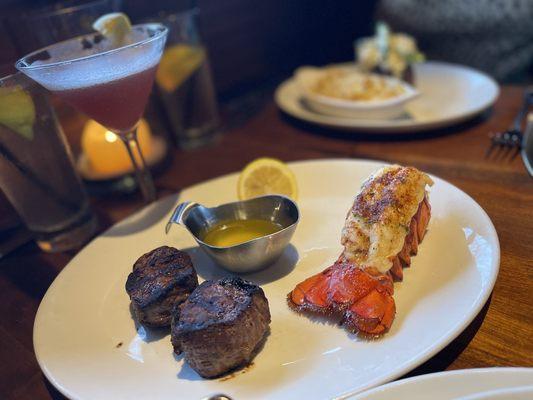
[104, 131, 118, 143]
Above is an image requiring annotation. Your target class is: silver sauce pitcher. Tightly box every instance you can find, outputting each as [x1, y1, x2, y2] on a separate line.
[166, 195, 299, 273]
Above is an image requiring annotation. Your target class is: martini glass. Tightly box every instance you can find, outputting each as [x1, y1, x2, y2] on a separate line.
[15, 23, 168, 202]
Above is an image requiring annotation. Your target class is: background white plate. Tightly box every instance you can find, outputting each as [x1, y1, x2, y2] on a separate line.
[459, 384, 533, 400]
[34, 159, 500, 400]
[348, 368, 533, 400]
[275, 62, 500, 133]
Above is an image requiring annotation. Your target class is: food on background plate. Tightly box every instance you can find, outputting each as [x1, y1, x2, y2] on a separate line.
[356, 21, 425, 83]
[171, 277, 271, 378]
[238, 157, 298, 201]
[310, 68, 406, 101]
[288, 165, 433, 335]
[125, 246, 198, 327]
[295, 66, 418, 120]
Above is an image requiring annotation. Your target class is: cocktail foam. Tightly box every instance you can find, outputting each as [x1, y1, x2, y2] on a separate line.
[20, 29, 162, 91]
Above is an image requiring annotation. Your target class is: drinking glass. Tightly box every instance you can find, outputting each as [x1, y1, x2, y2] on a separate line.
[16, 24, 168, 203]
[5, 0, 124, 183]
[0, 72, 97, 252]
[7, 0, 122, 55]
[153, 9, 220, 149]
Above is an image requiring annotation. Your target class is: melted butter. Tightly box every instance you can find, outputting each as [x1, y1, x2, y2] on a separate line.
[202, 219, 284, 247]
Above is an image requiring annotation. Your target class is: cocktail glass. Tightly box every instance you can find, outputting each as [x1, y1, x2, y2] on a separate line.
[15, 23, 168, 202]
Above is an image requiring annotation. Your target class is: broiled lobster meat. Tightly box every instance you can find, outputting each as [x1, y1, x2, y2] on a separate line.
[288, 166, 432, 336]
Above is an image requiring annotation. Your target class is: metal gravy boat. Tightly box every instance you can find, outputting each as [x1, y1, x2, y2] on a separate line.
[165, 195, 299, 273]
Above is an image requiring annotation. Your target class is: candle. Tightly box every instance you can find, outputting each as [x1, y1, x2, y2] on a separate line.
[81, 119, 154, 176]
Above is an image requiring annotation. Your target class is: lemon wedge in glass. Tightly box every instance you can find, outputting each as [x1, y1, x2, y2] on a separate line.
[156, 44, 205, 92]
[237, 158, 298, 201]
[92, 12, 132, 45]
[0, 86, 35, 140]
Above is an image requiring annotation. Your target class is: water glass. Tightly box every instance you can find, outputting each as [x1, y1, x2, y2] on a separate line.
[7, 0, 122, 55]
[153, 9, 220, 149]
[0, 72, 97, 252]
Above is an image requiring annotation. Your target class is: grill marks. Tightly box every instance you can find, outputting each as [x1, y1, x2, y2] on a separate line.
[126, 248, 271, 379]
[125, 246, 198, 328]
[171, 277, 271, 378]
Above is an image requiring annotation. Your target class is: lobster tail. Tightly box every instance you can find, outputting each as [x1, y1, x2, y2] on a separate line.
[288, 262, 396, 335]
[288, 166, 432, 336]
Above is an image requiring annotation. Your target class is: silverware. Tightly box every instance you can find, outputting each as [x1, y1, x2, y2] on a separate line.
[487, 87, 533, 159]
[521, 113, 533, 177]
[203, 394, 233, 400]
[166, 195, 299, 273]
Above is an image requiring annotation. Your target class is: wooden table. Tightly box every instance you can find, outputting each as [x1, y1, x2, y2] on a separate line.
[1, 86, 532, 399]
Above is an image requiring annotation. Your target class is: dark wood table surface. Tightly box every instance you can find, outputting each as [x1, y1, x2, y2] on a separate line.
[1, 86, 532, 399]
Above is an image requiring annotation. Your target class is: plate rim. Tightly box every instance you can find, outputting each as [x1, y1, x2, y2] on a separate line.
[33, 158, 501, 400]
[346, 367, 533, 400]
[274, 61, 500, 133]
[459, 384, 533, 400]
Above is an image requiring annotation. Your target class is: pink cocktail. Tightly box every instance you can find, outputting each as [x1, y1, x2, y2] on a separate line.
[16, 24, 168, 202]
[57, 64, 158, 133]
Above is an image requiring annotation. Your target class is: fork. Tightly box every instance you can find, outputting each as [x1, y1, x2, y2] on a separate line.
[487, 87, 533, 159]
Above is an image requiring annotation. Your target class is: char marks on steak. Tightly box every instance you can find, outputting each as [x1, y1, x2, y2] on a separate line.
[126, 246, 198, 327]
[171, 277, 271, 378]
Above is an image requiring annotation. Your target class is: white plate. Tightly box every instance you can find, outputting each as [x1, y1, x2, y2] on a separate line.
[348, 368, 533, 400]
[34, 159, 500, 400]
[275, 62, 500, 133]
[459, 384, 533, 400]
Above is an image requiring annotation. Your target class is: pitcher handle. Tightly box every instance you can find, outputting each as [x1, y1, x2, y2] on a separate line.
[165, 201, 199, 234]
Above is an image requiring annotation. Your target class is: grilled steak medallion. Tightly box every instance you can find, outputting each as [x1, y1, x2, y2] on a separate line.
[126, 246, 198, 327]
[171, 277, 271, 378]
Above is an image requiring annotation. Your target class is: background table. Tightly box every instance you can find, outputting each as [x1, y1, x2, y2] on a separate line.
[1, 86, 532, 399]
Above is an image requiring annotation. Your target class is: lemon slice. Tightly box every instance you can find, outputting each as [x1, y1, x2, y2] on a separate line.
[92, 12, 131, 44]
[0, 86, 35, 140]
[237, 158, 298, 201]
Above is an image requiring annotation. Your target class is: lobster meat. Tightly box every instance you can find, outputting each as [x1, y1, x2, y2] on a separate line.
[288, 166, 432, 336]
